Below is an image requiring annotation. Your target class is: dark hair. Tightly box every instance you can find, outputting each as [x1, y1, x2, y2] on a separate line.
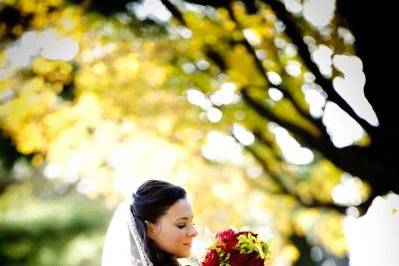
[130, 179, 187, 266]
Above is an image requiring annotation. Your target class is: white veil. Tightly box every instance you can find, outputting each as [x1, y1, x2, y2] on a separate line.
[101, 200, 153, 266]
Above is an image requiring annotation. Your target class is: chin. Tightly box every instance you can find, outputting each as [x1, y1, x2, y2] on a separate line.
[176, 251, 191, 258]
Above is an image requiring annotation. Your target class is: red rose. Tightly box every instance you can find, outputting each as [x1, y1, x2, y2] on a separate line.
[246, 255, 264, 266]
[230, 253, 264, 266]
[215, 229, 238, 252]
[230, 253, 248, 266]
[201, 250, 220, 266]
[201, 229, 269, 266]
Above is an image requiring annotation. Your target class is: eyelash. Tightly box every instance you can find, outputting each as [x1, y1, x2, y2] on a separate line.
[177, 223, 196, 229]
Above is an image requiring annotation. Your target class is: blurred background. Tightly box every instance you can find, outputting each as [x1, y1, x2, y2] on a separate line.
[0, 0, 398, 265]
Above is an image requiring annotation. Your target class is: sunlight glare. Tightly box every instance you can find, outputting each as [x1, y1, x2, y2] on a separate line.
[268, 87, 284, 102]
[5, 29, 79, 69]
[196, 59, 210, 70]
[283, 0, 303, 15]
[311, 44, 333, 77]
[174, 27, 193, 39]
[81, 43, 117, 63]
[267, 71, 283, 85]
[274, 37, 287, 49]
[201, 131, 244, 165]
[5, 45, 31, 68]
[322, 102, 365, 148]
[186, 88, 212, 110]
[243, 28, 262, 46]
[304, 72, 316, 82]
[284, 44, 298, 57]
[41, 35, 79, 61]
[232, 123, 255, 146]
[302, 83, 327, 118]
[182, 63, 196, 73]
[332, 173, 363, 206]
[303, 0, 335, 28]
[285, 60, 302, 77]
[129, 0, 172, 22]
[246, 164, 264, 179]
[338, 27, 355, 45]
[210, 82, 240, 106]
[333, 55, 379, 126]
[268, 122, 314, 165]
[206, 107, 223, 123]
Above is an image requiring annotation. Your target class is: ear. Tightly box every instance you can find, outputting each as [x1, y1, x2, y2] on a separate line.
[145, 221, 158, 239]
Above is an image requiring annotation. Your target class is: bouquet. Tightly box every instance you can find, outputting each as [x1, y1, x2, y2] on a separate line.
[201, 229, 270, 266]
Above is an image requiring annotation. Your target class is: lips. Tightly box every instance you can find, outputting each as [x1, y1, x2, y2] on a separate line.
[183, 243, 192, 247]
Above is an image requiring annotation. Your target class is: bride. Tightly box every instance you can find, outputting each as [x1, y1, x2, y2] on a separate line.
[101, 179, 198, 266]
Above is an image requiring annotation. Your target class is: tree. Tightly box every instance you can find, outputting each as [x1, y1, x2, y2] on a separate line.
[146, 0, 398, 211]
[1, 0, 397, 263]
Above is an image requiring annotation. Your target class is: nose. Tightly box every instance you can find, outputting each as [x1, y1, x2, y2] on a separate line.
[188, 225, 198, 238]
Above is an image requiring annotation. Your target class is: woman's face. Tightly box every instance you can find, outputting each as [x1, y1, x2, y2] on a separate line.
[148, 198, 198, 258]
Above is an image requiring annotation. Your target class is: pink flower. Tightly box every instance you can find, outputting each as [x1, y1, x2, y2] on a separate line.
[215, 229, 238, 252]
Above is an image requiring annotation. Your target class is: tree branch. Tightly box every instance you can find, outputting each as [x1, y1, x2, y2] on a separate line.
[252, 128, 284, 161]
[248, 83, 330, 140]
[160, 0, 187, 26]
[181, 0, 376, 135]
[258, 0, 376, 135]
[181, 0, 231, 8]
[225, 4, 331, 141]
[241, 87, 324, 148]
[232, 133, 347, 214]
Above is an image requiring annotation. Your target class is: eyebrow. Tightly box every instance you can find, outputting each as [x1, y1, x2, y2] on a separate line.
[176, 216, 193, 222]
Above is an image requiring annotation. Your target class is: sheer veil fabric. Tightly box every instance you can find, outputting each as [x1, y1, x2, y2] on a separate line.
[101, 200, 153, 266]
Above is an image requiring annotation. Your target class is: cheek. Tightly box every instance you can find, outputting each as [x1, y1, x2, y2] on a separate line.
[157, 227, 188, 255]
[157, 226, 179, 245]
[168, 228, 187, 245]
